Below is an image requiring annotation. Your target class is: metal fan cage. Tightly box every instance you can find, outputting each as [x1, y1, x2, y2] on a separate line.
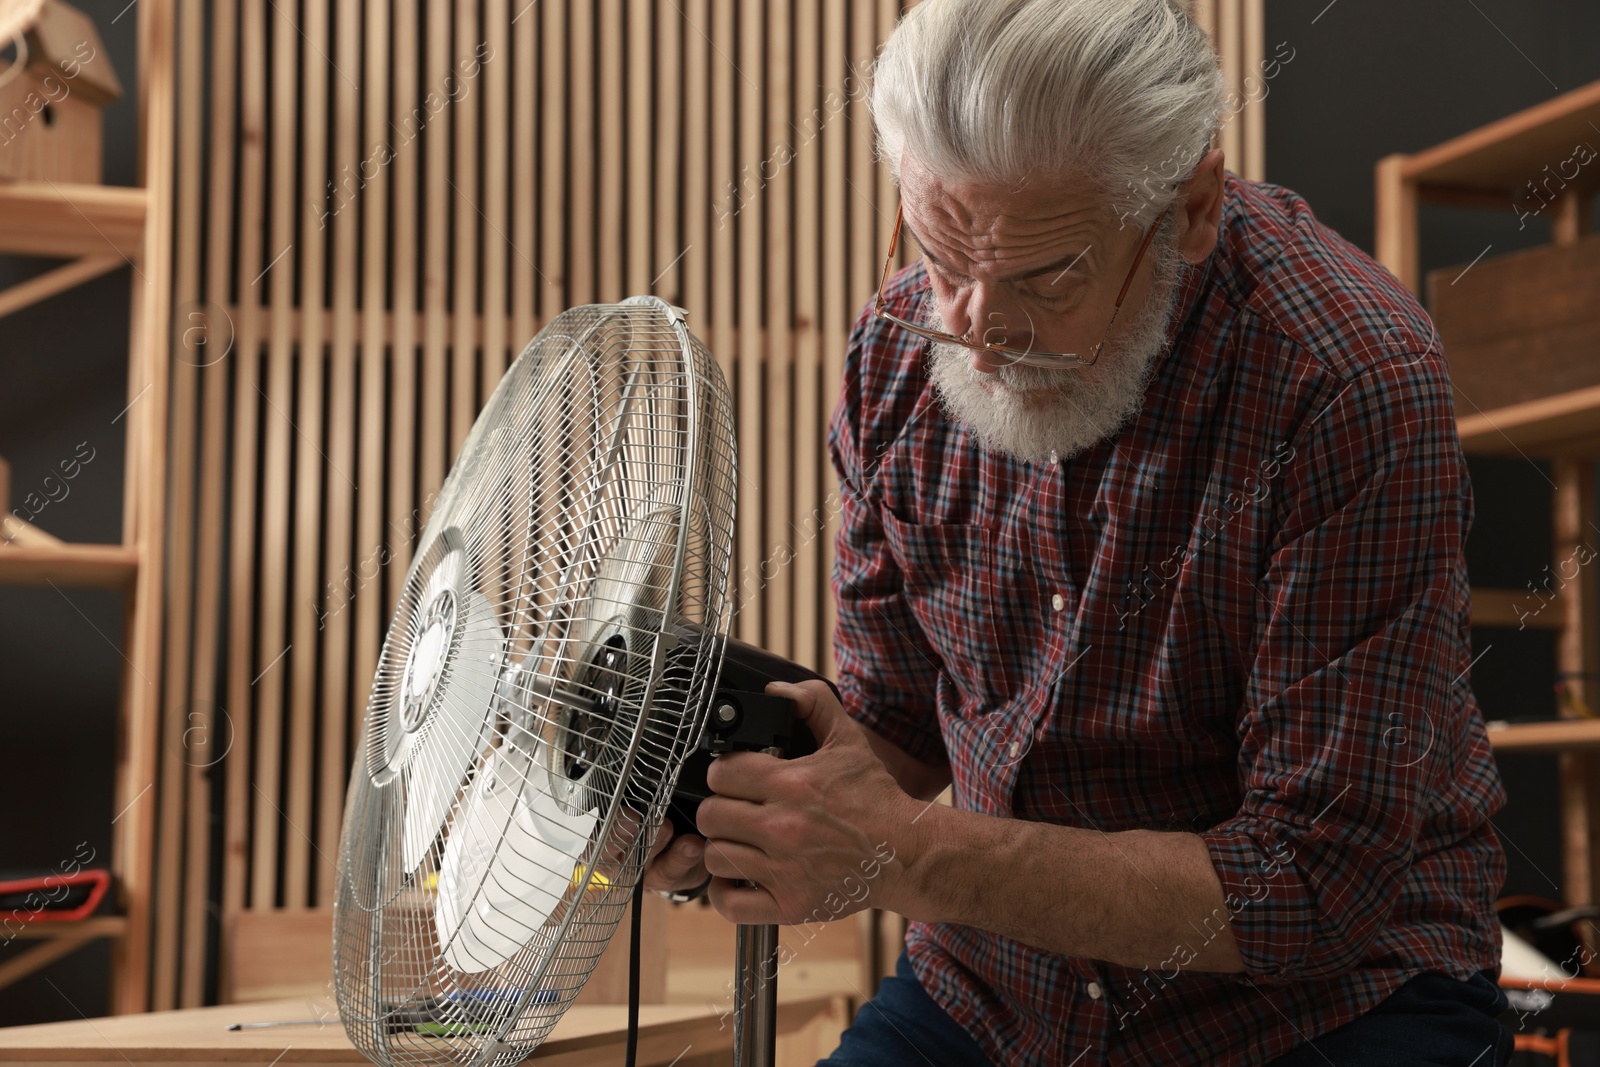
[333, 298, 738, 1065]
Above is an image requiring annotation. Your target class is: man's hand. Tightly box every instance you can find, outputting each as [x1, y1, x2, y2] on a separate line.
[693, 679, 921, 926]
[641, 818, 710, 896]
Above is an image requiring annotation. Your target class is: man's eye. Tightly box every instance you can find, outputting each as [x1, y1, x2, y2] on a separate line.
[1025, 278, 1082, 303]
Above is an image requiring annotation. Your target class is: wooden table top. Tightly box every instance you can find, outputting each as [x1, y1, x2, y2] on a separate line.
[0, 995, 841, 1065]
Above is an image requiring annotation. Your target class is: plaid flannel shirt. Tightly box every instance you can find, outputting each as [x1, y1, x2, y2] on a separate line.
[828, 172, 1507, 1066]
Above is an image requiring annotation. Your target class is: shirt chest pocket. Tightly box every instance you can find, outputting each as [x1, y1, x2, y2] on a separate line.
[879, 508, 1043, 708]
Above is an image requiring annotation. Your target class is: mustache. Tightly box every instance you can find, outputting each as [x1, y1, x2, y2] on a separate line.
[917, 300, 1077, 394]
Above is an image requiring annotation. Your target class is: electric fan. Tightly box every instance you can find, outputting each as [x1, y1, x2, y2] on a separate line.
[333, 297, 822, 1067]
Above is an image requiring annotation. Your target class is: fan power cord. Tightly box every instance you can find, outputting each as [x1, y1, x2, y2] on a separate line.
[626, 875, 643, 1067]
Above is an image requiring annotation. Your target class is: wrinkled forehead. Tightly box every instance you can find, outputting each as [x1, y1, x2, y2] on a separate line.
[897, 152, 1113, 273]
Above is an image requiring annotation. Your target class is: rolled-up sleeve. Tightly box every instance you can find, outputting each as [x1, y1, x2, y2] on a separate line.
[1199, 352, 1492, 983]
[827, 323, 949, 770]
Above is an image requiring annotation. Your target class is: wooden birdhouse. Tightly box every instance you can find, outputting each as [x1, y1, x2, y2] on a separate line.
[0, 0, 123, 184]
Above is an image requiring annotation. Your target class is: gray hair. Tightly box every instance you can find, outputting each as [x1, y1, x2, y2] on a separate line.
[870, 0, 1225, 228]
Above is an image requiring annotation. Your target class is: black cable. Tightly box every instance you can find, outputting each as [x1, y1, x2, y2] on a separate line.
[625, 876, 643, 1067]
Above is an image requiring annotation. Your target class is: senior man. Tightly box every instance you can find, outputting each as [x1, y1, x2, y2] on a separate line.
[645, 1, 1512, 1063]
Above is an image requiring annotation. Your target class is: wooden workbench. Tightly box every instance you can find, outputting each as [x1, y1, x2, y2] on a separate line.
[0, 994, 850, 1066]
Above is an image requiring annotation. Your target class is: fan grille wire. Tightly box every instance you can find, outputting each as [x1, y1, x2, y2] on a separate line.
[333, 301, 737, 1065]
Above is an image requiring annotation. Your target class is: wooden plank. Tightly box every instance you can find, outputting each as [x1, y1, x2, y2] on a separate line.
[149, 0, 204, 1011]
[227, 910, 334, 1003]
[420, 0, 450, 505]
[1552, 188, 1595, 246]
[538, 0, 567, 321]
[109, 0, 175, 1015]
[1242, 0, 1265, 181]
[313, 0, 362, 910]
[220, 0, 268, 996]
[1471, 587, 1567, 631]
[568, 1, 593, 306]
[512, 0, 537, 348]
[1400, 79, 1600, 194]
[736, 0, 764, 646]
[597, 0, 622, 301]
[6, 917, 128, 941]
[0, 181, 146, 258]
[386, 0, 420, 631]
[1488, 718, 1600, 753]
[340, 0, 390, 911]
[765, 0, 793, 659]
[1374, 153, 1418, 293]
[0, 255, 123, 320]
[0, 513, 63, 547]
[281, 0, 332, 917]
[681, 0, 708, 333]
[0, 543, 137, 585]
[653, 0, 681, 303]
[0, 993, 848, 1067]
[1457, 383, 1600, 457]
[483, 0, 511, 385]
[1425, 236, 1600, 415]
[792, 0, 821, 670]
[1414, 182, 1522, 212]
[627, 0, 652, 297]
[181, 0, 238, 1006]
[1217, 0, 1241, 171]
[1553, 459, 1600, 941]
[247, 0, 302, 918]
[820, 0, 847, 680]
[709, 0, 735, 443]
[451, 0, 482, 455]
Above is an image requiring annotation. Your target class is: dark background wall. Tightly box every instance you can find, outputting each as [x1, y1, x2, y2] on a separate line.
[1263, 0, 1600, 906]
[0, 0, 140, 1026]
[0, 0, 1597, 1027]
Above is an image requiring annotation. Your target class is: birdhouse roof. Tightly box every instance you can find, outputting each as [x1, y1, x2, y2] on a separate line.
[1, 0, 123, 105]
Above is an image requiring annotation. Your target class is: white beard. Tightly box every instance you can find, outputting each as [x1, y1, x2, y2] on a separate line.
[926, 227, 1187, 464]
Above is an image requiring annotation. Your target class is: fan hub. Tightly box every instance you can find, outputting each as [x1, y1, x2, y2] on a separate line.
[401, 587, 459, 732]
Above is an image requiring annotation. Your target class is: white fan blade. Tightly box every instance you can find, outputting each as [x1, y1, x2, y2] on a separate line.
[401, 592, 503, 873]
[437, 743, 598, 973]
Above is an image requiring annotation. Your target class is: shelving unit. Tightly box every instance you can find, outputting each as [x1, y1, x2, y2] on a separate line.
[0, 2, 174, 1014]
[1376, 78, 1600, 924]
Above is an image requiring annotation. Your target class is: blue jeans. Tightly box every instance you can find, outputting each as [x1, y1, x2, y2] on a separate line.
[817, 951, 1514, 1066]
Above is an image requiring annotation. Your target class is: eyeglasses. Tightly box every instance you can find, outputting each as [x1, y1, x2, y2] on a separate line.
[873, 201, 1170, 369]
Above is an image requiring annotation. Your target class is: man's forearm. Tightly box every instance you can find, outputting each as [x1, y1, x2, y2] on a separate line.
[893, 803, 1247, 974]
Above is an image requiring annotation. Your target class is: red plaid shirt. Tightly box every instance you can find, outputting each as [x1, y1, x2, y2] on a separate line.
[829, 173, 1506, 1066]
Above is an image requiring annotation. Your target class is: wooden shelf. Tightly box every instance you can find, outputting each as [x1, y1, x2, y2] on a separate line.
[1403, 79, 1600, 198]
[5, 916, 127, 941]
[1470, 587, 1566, 630]
[1458, 384, 1600, 457]
[0, 182, 146, 260]
[1487, 719, 1600, 753]
[0, 543, 139, 587]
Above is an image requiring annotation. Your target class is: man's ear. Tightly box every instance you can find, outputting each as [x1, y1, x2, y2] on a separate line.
[1174, 147, 1226, 266]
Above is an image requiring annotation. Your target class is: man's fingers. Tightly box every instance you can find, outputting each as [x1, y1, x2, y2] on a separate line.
[642, 832, 709, 892]
[707, 878, 780, 925]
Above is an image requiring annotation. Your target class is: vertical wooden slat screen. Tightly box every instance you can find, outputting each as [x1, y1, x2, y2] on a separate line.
[1194, 0, 1267, 181]
[150, 0, 1261, 1008]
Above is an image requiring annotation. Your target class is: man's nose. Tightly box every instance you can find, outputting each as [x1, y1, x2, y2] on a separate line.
[945, 286, 1021, 375]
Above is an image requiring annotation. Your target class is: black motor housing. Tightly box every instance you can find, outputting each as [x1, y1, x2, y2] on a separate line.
[665, 629, 831, 839]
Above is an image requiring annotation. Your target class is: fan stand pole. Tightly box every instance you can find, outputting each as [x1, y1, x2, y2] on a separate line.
[733, 922, 779, 1066]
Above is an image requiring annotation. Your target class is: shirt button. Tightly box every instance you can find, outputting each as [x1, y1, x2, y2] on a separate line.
[1048, 449, 1059, 466]
[1051, 592, 1065, 611]
[1087, 981, 1103, 1000]
[1008, 739, 1021, 758]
